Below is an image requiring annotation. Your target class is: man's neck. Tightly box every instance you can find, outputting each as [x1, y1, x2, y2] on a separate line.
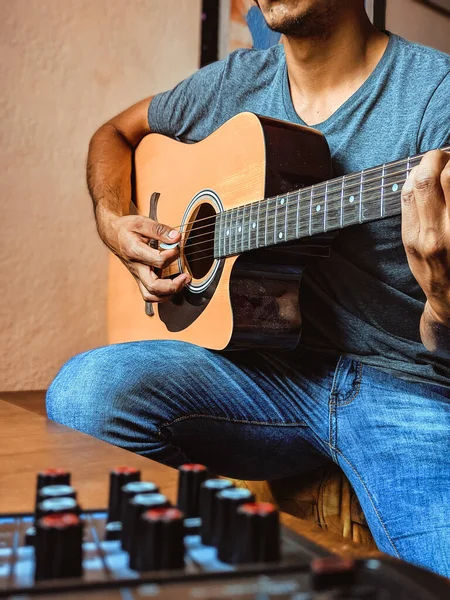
[283, 9, 389, 126]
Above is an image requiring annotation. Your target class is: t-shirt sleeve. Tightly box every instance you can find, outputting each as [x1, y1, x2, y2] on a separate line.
[417, 69, 450, 151]
[148, 59, 228, 143]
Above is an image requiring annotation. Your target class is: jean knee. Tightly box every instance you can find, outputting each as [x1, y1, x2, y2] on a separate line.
[46, 348, 113, 433]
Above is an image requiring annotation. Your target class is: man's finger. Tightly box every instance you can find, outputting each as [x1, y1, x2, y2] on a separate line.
[136, 264, 191, 299]
[133, 215, 181, 244]
[401, 165, 420, 248]
[124, 239, 180, 268]
[137, 280, 172, 304]
[410, 150, 447, 224]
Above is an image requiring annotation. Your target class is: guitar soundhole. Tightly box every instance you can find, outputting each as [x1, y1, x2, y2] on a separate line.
[184, 202, 216, 280]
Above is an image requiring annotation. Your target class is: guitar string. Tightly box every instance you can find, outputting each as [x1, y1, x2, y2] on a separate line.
[171, 186, 409, 264]
[166, 181, 417, 263]
[147, 147, 449, 235]
[161, 161, 416, 240]
[170, 171, 414, 251]
[158, 160, 418, 235]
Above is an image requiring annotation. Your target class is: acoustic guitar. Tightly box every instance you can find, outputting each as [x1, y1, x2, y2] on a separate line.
[107, 112, 449, 351]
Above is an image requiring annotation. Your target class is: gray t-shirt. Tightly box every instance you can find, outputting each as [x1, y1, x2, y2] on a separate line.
[148, 33, 450, 387]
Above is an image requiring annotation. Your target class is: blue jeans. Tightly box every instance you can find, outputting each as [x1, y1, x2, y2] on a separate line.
[46, 341, 450, 577]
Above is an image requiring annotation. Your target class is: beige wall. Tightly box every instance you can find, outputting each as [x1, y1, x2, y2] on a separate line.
[386, 0, 450, 53]
[0, 0, 201, 391]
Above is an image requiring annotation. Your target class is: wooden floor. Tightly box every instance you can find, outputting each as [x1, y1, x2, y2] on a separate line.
[0, 390, 47, 416]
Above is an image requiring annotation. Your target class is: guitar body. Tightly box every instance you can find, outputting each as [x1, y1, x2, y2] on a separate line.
[108, 112, 332, 350]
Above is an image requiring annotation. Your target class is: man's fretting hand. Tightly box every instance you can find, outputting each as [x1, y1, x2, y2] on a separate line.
[101, 214, 191, 303]
[401, 149, 450, 354]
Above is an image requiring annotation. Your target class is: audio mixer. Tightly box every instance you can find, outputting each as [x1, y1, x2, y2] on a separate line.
[0, 464, 448, 598]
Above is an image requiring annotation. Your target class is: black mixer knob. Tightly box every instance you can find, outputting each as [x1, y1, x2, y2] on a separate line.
[233, 502, 280, 564]
[199, 478, 234, 546]
[177, 464, 212, 518]
[36, 485, 77, 520]
[107, 466, 141, 522]
[37, 497, 81, 520]
[216, 487, 255, 563]
[122, 493, 170, 554]
[108, 481, 159, 543]
[119, 481, 159, 524]
[34, 513, 83, 581]
[35, 469, 71, 507]
[130, 507, 185, 572]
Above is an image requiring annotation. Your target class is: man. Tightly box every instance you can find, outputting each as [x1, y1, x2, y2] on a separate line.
[46, 0, 450, 576]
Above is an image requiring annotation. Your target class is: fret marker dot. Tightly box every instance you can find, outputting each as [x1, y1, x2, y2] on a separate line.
[278, 232, 283, 239]
[316, 205, 321, 212]
[349, 195, 355, 203]
[226, 230, 230, 236]
[280, 198, 285, 205]
[252, 222, 256, 229]
[392, 183, 399, 192]
[238, 226, 242, 233]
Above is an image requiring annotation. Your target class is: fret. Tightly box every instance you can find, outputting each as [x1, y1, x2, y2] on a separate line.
[340, 176, 345, 228]
[256, 200, 262, 249]
[249, 201, 258, 251]
[258, 199, 269, 248]
[233, 206, 241, 255]
[275, 194, 288, 244]
[265, 196, 278, 246]
[406, 156, 412, 178]
[324, 181, 328, 232]
[383, 161, 407, 218]
[227, 208, 234, 256]
[309, 185, 327, 236]
[240, 204, 248, 252]
[222, 208, 229, 256]
[297, 188, 310, 239]
[361, 166, 384, 222]
[273, 195, 278, 246]
[230, 207, 238, 255]
[235, 206, 243, 254]
[380, 164, 385, 218]
[341, 173, 361, 228]
[226, 207, 232, 255]
[295, 190, 301, 239]
[324, 178, 343, 233]
[285, 191, 297, 241]
[215, 212, 222, 258]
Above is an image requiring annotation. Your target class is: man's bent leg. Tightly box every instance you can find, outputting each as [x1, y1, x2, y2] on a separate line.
[330, 358, 450, 577]
[46, 341, 333, 480]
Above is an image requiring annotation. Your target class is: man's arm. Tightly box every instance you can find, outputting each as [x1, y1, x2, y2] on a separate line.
[401, 150, 450, 358]
[87, 97, 190, 303]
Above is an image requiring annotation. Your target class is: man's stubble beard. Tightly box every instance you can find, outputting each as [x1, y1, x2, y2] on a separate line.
[255, 1, 340, 40]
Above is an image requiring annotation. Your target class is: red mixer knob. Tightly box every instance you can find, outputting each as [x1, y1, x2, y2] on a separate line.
[122, 493, 170, 555]
[233, 502, 280, 564]
[34, 513, 83, 581]
[129, 507, 185, 572]
[310, 557, 357, 591]
[177, 464, 212, 518]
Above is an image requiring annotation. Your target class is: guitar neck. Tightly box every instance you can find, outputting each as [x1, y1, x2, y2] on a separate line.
[214, 146, 450, 258]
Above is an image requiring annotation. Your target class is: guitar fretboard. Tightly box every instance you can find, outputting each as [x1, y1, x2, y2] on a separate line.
[214, 147, 450, 258]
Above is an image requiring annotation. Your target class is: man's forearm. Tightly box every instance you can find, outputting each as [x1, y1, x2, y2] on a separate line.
[420, 303, 450, 359]
[87, 123, 134, 244]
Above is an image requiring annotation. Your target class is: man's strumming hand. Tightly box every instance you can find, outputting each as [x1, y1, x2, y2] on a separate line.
[100, 213, 191, 304]
[401, 149, 450, 355]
